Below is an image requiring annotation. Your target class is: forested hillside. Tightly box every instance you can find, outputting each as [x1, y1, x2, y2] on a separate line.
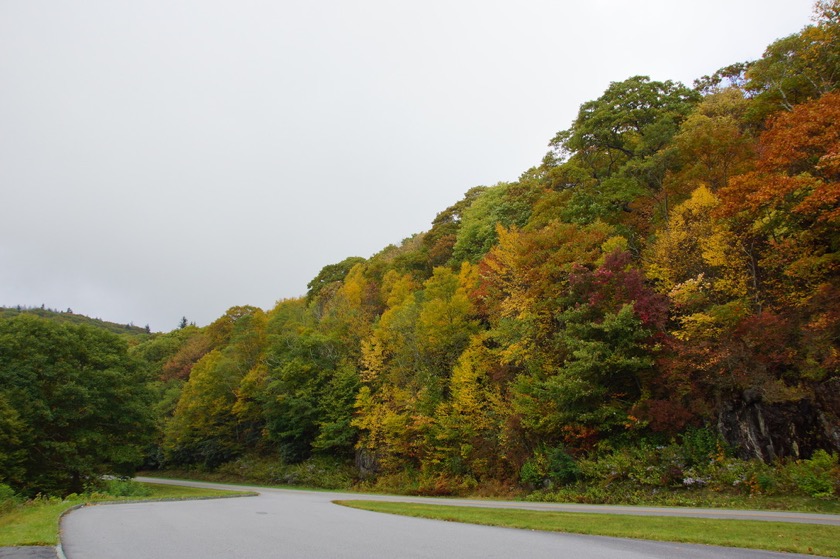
[2, 1, 838, 499]
[0, 306, 151, 337]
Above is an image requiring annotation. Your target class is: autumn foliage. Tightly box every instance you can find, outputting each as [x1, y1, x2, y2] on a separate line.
[126, 2, 840, 492]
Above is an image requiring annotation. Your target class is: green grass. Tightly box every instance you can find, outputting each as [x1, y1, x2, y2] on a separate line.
[146, 466, 840, 514]
[336, 500, 840, 558]
[0, 483, 254, 547]
[0, 499, 74, 546]
[525, 486, 840, 514]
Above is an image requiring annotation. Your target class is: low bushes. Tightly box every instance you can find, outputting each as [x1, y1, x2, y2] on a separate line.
[785, 450, 839, 499]
[97, 478, 154, 498]
[145, 438, 839, 510]
[523, 436, 839, 507]
[213, 455, 356, 490]
[0, 483, 21, 514]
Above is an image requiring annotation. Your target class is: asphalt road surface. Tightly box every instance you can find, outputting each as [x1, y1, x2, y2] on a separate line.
[59, 480, 827, 559]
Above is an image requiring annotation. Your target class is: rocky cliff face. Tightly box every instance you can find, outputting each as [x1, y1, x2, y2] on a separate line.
[355, 448, 380, 479]
[717, 379, 840, 462]
[816, 377, 840, 451]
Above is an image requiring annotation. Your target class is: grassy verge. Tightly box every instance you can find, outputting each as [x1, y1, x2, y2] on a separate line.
[524, 486, 840, 514]
[145, 469, 840, 514]
[336, 500, 840, 558]
[0, 482, 254, 547]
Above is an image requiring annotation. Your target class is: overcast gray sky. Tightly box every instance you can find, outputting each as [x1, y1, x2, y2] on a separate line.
[0, 0, 816, 332]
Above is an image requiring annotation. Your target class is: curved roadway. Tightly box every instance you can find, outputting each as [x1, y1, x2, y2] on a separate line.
[58, 478, 830, 559]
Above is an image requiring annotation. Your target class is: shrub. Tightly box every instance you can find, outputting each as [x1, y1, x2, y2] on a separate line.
[215, 454, 356, 490]
[577, 443, 686, 488]
[0, 483, 21, 513]
[520, 458, 544, 487]
[101, 478, 153, 498]
[634, 444, 686, 486]
[680, 427, 722, 467]
[216, 455, 283, 484]
[784, 450, 839, 499]
[416, 474, 478, 497]
[546, 446, 581, 484]
[577, 447, 634, 484]
[360, 469, 421, 495]
[283, 456, 356, 489]
[520, 445, 580, 488]
[705, 456, 776, 495]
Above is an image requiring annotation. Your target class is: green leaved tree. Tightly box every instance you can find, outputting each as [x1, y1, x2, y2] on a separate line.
[0, 315, 154, 496]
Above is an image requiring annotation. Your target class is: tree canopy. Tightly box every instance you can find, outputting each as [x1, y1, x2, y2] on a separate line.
[0, 315, 153, 496]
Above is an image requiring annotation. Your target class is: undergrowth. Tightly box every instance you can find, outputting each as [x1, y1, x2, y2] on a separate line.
[151, 455, 356, 490]
[147, 446, 840, 513]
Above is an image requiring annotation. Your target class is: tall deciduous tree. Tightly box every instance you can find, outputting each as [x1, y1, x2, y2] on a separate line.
[669, 89, 756, 192]
[450, 181, 541, 265]
[718, 91, 840, 309]
[644, 185, 751, 301]
[544, 76, 700, 233]
[163, 307, 266, 467]
[745, 0, 840, 120]
[0, 315, 153, 496]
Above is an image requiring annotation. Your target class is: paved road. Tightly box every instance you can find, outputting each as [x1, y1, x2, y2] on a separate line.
[133, 477, 840, 525]
[58, 479, 828, 559]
